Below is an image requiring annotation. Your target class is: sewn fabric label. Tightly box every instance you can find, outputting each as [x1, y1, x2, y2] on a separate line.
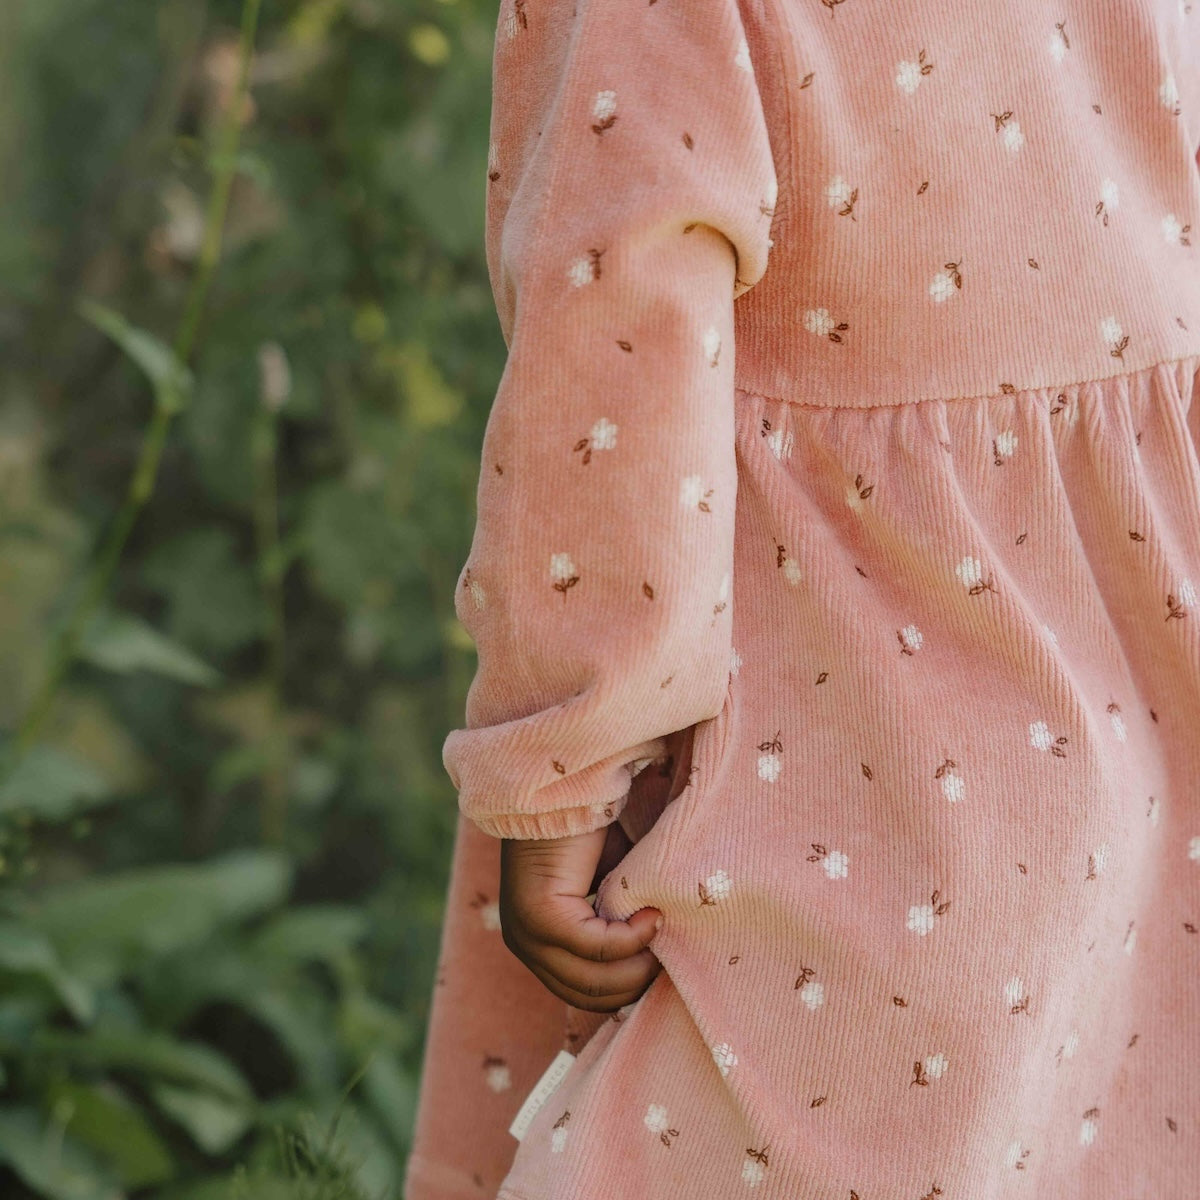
[508, 1049, 576, 1142]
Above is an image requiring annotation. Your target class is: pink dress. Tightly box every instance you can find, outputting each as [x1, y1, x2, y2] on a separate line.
[405, 0, 1200, 1195]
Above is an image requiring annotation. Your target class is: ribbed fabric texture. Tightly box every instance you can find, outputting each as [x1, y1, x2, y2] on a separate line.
[409, 0, 1200, 1196]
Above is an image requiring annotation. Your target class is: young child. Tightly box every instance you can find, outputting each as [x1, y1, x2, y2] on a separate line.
[405, 0, 1200, 1196]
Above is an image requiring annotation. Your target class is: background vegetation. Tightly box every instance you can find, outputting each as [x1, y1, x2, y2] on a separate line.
[0, 1, 495, 1194]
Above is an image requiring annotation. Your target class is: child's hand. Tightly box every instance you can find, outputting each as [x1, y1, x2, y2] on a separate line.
[499, 825, 664, 1013]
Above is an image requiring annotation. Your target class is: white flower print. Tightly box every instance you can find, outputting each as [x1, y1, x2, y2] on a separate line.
[551, 1125, 569, 1153]
[1109, 710, 1127, 742]
[1080, 1111, 1099, 1146]
[1097, 177, 1119, 224]
[1048, 23, 1068, 62]
[592, 89, 617, 124]
[994, 430, 1017, 458]
[485, 1060, 512, 1092]
[1062, 1028, 1080, 1059]
[804, 306, 835, 336]
[899, 624, 923, 653]
[1091, 842, 1111, 875]
[1123, 922, 1137, 954]
[824, 175, 856, 213]
[757, 749, 782, 782]
[924, 1052, 949, 1079]
[1188, 834, 1200, 862]
[680, 474, 714, 511]
[703, 325, 723, 367]
[644, 1102, 679, 1146]
[1004, 1139, 1032, 1170]
[735, 34, 753, 74]
[908, 904, 935, 935]
[711, 1042, 738, 1077]
[1179, 577, 1197, 607]
[955, 555, 984, 588]
[487, 139, 499, 176]
[590, 417, 617, 451]
[798, 980, 825, 1009]
[823, 850, 849, 879]
[717, 571, 731, 613]
[1162, 213, 1191, 245]
[1099, 315, 1127, 359]
[742, 1156, 766, 1187]
[1029, 719, 1066, 755]
[479, 900, 501, 930]
[730, 646, 743, 676]
[996, 116, 1024, 153]
[929, 269, 958, 302]
[468, 576, 486, 610]
[941, 770, 966, 804]
[781, 557, 803, 586]
[549, 552, 577, 586]
[1043, 624, 1059, 647]
[895, 58, 925, 94]
[766, 426, 795, 460]
[700, 869, 733, 905]
[1004, 976, 1025, 1007]
[567, 254, 597, 287]
[1148, 795, 1160, 826]
[1160, 72, 1180, 112]
[502, 10, 519, 39]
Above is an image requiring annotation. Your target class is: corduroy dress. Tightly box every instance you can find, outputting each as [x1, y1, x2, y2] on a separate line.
[405, 0, 1200, 1196]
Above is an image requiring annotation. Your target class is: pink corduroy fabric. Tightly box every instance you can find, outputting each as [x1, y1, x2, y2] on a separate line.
[406, 0, 1200, 1196]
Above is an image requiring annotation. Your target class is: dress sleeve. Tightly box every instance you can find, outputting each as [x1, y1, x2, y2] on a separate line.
[443, 0, 778, 842]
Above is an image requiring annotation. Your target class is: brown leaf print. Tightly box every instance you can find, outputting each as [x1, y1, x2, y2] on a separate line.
[815, 670, 829, 684]
[1167, 1116, 1178, 1132]
[999, 382, 1016, 396]
[1015, 531, 1027, 544]
[573, 435, 593, 465]
[642, 581, 655, 600]
[1165, 591, 1187, 620]
[681, 130, 693, 150]
[861, 762, 873, 780]
[893, 995, 908, 1007]
[1129, 529, 1145, 542]
[854, 472, 874, 500]
[1049, 391, 1068, 415]
[616, 338, 633, 352]
[810, 1095, 827, 1107]
[1028, 257, 1040, 269]
[551, 759, 567, 775]
[746, 1145, 770, 1165]
[920, 1185, 944, 1199]
[910, 1060, 929, 1087]
[1017, 862, 1027, 874]
[820, 0, 848, 14]
[553, 1110, 571, 1130]
[799, 70, 815, 88]
[917, 179, 929, 195]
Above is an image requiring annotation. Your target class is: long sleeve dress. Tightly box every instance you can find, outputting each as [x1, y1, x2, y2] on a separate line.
[405, 0, 1200, 1196]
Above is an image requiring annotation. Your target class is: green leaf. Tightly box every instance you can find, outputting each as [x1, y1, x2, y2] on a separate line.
[0, 919, 94, 1022]
[0, 1104, 123, 1200]
[79, 611, 220, 686]
[148, 1082, 252, 1155]
[27, 849, 292, 980]
[0, 745, 112, 822]
[32, 1029, 253, 1103]
[43, 1080, 175, 1190]
[77, 298, 193, 413]
[247, 906, 368, 964]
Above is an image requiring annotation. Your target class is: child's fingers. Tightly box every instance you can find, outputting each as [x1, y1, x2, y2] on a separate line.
[531, 941, 662, 1002]
[523, 948, 663, 1013]
[523, 897, 663, 964]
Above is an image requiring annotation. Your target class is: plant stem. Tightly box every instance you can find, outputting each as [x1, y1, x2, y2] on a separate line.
[10, 0, 263, 761]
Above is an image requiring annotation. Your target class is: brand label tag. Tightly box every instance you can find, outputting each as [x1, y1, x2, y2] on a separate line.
[508, 1049, 576, 1142]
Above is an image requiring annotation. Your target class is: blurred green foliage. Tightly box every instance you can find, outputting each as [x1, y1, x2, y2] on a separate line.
[0, 0, 499, 1194]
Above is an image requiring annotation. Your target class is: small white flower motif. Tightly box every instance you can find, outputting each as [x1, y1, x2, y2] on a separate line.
[1092, 842, 1111, 875]
[908, 904, 935, 936]
[846, 481, 865, 511]
[955, 555, 984, 588]
[1179, 577, 1197, 607]
[730, 646, 743, 676]
[1148, 795, 1161, 827]
[549, 552, 577, 585]
[1109, 710, 1127, 742]
[468, 577, 487, 609]
[896, 59, 923, 94]
[757, 751, 782, 782]
[567, 255, 596, 287]
[711, 1042, 738, 1077]
[781, 558, 803, 586]
[798, 980, 825, 1009]
[1048, 26, 1068, 62]
[1123, 923, 1137, 955]
[1160, 72, 1180, 111]
[644, 1103, 670, 1135]
[680, 474, 710, 509]
[1099, 177, 1119, 212]
[703, 325, 723, 368]
[503, 10, 519, 38]
[480, 901, 501, 930]
[995, 429, 1017, 458]
[823, 850, 849, 879]
[1162, 213, 1187, 244]
[704, 869, 733, 903]
[1063, 1029, 1080, 1059]
[1100, 315, 1125, 355]
[1004, 1139, 1025, 1169]
[1000, 119, 1025, 153]
[765, 175, 778, 213]
[1043, 624, 1059, 647]
[804, 306, 835, 336]
[824, 175, 854, 210]
[1029, 719, 1054, 751]
[1188, 834, 1200, 861]
[900, 624, 923, 652]
[485, 1062, 512, 1092]
[929, 270, 958, 302]
[592, 89, 617, 124]
[735, 34, 753, 73]
[742, 1157, 766, 1187]
[487, 140, 499, 176]
[551, 1126, 569, 1153]
[590, 417, 617, 451]
[924, 1052, 949, 1079]
[766, 426, 795, 460]
[1005, 976, 1026, 1008]
[941, 771, 966, 804]
[1080, 1115, 1098, 1146]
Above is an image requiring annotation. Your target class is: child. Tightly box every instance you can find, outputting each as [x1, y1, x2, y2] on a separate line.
[406, 0, 1200, 1195]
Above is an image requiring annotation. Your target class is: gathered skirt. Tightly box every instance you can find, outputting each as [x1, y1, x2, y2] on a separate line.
[406, 353, 1200, 1200]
